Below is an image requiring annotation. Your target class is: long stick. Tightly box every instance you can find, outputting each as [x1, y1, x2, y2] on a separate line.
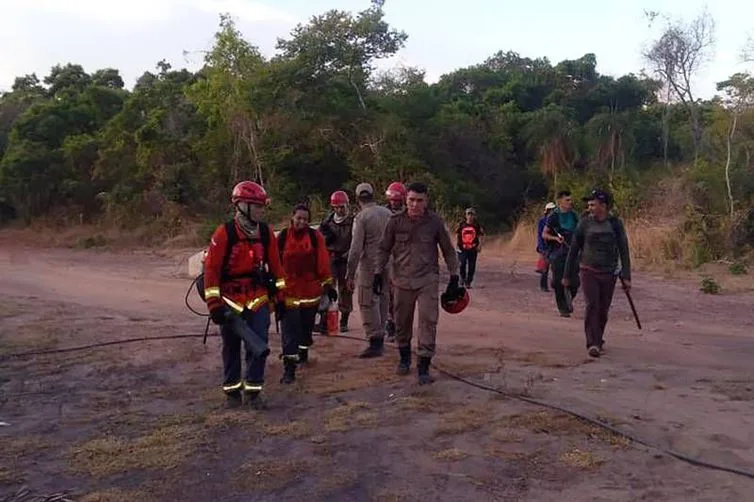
[202, 316, 211, 345]
[619, 277, 642, 330]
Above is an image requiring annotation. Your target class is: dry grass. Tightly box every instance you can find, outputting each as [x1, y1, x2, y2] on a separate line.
[714, 380, 754, 401]
[204, 409, 256, 429]
[435, 407, 488, 436]
[79, 488, 155, 502]
[263, 420, 312, 438]
[506, 411, 630, 447]
[68, 424, 205, 477]
[316, 470, 359, 495]
[1, 436, 55, 460]
[433, 448, 470, 462]
[302, 357, 400, 395]
[234, 459, 313, 492]
[0, 466, 23, 485]
[394, 395, 443, 413]
[324, 401, 373, 432]
[559, 448, 604, 470]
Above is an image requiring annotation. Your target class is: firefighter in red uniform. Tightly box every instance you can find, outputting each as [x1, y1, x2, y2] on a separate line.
[384, 182, 407, 341]
[278, 204, 336, 383]
[203, 181, 285, 409]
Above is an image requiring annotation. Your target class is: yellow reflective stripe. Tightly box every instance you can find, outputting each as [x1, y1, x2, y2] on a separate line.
[204, 287, 221, 299]
[285, 296, 321, 308]
[222, 297, 244, 313]
[275, 278, 286, 289]
[243, 382, 263, 392]
[222, 382, 243, 392]
[246, 295, 269, 311]
[298, 345, 309, 351]
[321, 278, 334, 287]
[282, 354, 299, 361]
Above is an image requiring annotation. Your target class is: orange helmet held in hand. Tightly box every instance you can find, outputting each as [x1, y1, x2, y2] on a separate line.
[441, 288, 470, 314]
[231, 181, 269, 206]
[330, 190, 350, 206]
[385, 182, 407, 202]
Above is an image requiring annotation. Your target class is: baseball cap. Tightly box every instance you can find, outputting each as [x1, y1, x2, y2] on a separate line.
[583, 189, 612, 205]
[544, 202, 556, 211]
[465, 207, 476, 215]
[355, 182, 374, 197]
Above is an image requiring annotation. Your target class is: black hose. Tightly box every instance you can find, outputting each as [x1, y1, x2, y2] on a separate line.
[185, 276, 209, 317]
[1, 308, 753, 480]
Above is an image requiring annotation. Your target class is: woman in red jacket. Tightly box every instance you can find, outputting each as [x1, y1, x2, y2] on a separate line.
[278, 204, 337, 383]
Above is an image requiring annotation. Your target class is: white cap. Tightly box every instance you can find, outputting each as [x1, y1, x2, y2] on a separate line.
[355, 182, 374, 196]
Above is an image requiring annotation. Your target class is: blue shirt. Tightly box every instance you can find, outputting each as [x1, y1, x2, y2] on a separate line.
[536, 216, 548, 253]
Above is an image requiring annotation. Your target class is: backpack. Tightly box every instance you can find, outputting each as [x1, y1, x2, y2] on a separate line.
[194, 220, 271, 301]
[276, 227, 318, 265]
[460, 225, 478, 250]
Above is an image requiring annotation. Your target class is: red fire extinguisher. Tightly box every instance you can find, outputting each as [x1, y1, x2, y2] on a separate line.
[326, 299, 339, 336]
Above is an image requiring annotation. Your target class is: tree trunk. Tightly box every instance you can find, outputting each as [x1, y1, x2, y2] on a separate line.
[725, 112, 737, 220]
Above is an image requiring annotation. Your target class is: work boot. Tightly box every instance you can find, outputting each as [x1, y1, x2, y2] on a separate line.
[417, 356, 434, 385]
[588, 346, 601, 358]
[280, 359, 297, 384]
[396, 346, 411, 375]
[245, 391, 267, 410]
[298, 346, 309, 364]
[358, 337, 384, 358]
[385, 321, 396, 342]
[225, 390, 242, 409]
[340, 312, 350, 333]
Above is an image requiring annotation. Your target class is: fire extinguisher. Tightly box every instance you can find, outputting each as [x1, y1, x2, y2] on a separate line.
[326, 299, 339, 336]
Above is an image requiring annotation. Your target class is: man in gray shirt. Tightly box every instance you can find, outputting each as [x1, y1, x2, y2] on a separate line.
[563, 189, 632, 358]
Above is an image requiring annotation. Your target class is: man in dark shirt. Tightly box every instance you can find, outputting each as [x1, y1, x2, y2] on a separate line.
[456, 207, 485, 288]
[563, 189, 632, 357]
[542, 190, 580, 316]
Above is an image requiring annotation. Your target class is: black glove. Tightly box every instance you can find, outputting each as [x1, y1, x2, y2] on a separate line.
[326, 284, 338, 303]
[372, 274, 383, 296]
[210, 305, 229, 325]
[445, 275, 460, 298]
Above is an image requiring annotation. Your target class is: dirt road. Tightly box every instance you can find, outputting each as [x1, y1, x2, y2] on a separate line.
[1, 246, 753, 501]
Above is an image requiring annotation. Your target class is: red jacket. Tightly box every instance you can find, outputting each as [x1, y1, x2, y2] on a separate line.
[203, 221, 285, 314]
[280, 227, 332, 308]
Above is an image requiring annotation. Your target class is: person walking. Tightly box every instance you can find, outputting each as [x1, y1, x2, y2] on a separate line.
[202, 181, 286, 409]
[563, 189, 631, 357]
[376, 182, 460, 384]
[346, 183, 393, 358]
[317, 190, 354, 333]
[536, 202, 557, 292]
[456, 207, 485, 288]
[383, 181, 407, 341]
[542, 190, 580, 317]
[277, 204, 336, 383]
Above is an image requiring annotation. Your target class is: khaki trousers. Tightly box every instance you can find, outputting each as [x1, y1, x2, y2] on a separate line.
[394, 280, 439, 358]
[357, 284, 388, 341]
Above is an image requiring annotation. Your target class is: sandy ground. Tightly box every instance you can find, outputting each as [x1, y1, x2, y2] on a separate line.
[1, 245, 753, 501]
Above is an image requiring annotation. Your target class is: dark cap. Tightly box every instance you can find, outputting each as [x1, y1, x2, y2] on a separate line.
[583, 189, 612, 205]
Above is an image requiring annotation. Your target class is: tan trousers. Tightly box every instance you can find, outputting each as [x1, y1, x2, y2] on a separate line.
[394, 280, 439, 358]
[357, 284, 388, 341]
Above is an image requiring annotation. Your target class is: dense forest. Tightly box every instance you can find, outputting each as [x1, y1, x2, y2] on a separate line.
[1, 2, 753, 262]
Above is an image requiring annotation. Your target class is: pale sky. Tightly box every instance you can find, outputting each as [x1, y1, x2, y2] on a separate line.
[1, 0, 752, 98]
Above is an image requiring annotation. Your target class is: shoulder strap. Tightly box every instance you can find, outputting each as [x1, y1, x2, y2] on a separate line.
[308, 227, 318, 249]
[258, 221, 270, 263]
[277, 228, 288, 263]
[221, 220, 238, 276]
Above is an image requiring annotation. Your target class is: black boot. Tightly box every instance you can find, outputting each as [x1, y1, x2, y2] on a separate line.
[396, 346, 411, 375]
[340, 312, 350, 333]
[417, 356, 434, 385]
[358, 337, 384, 358]
[298, 346, 309, 364]
[280, 358, 297, 384]
[245, 391, 266, 410]
[385, 320, 396, 342]
[225, 390, 242, 409]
